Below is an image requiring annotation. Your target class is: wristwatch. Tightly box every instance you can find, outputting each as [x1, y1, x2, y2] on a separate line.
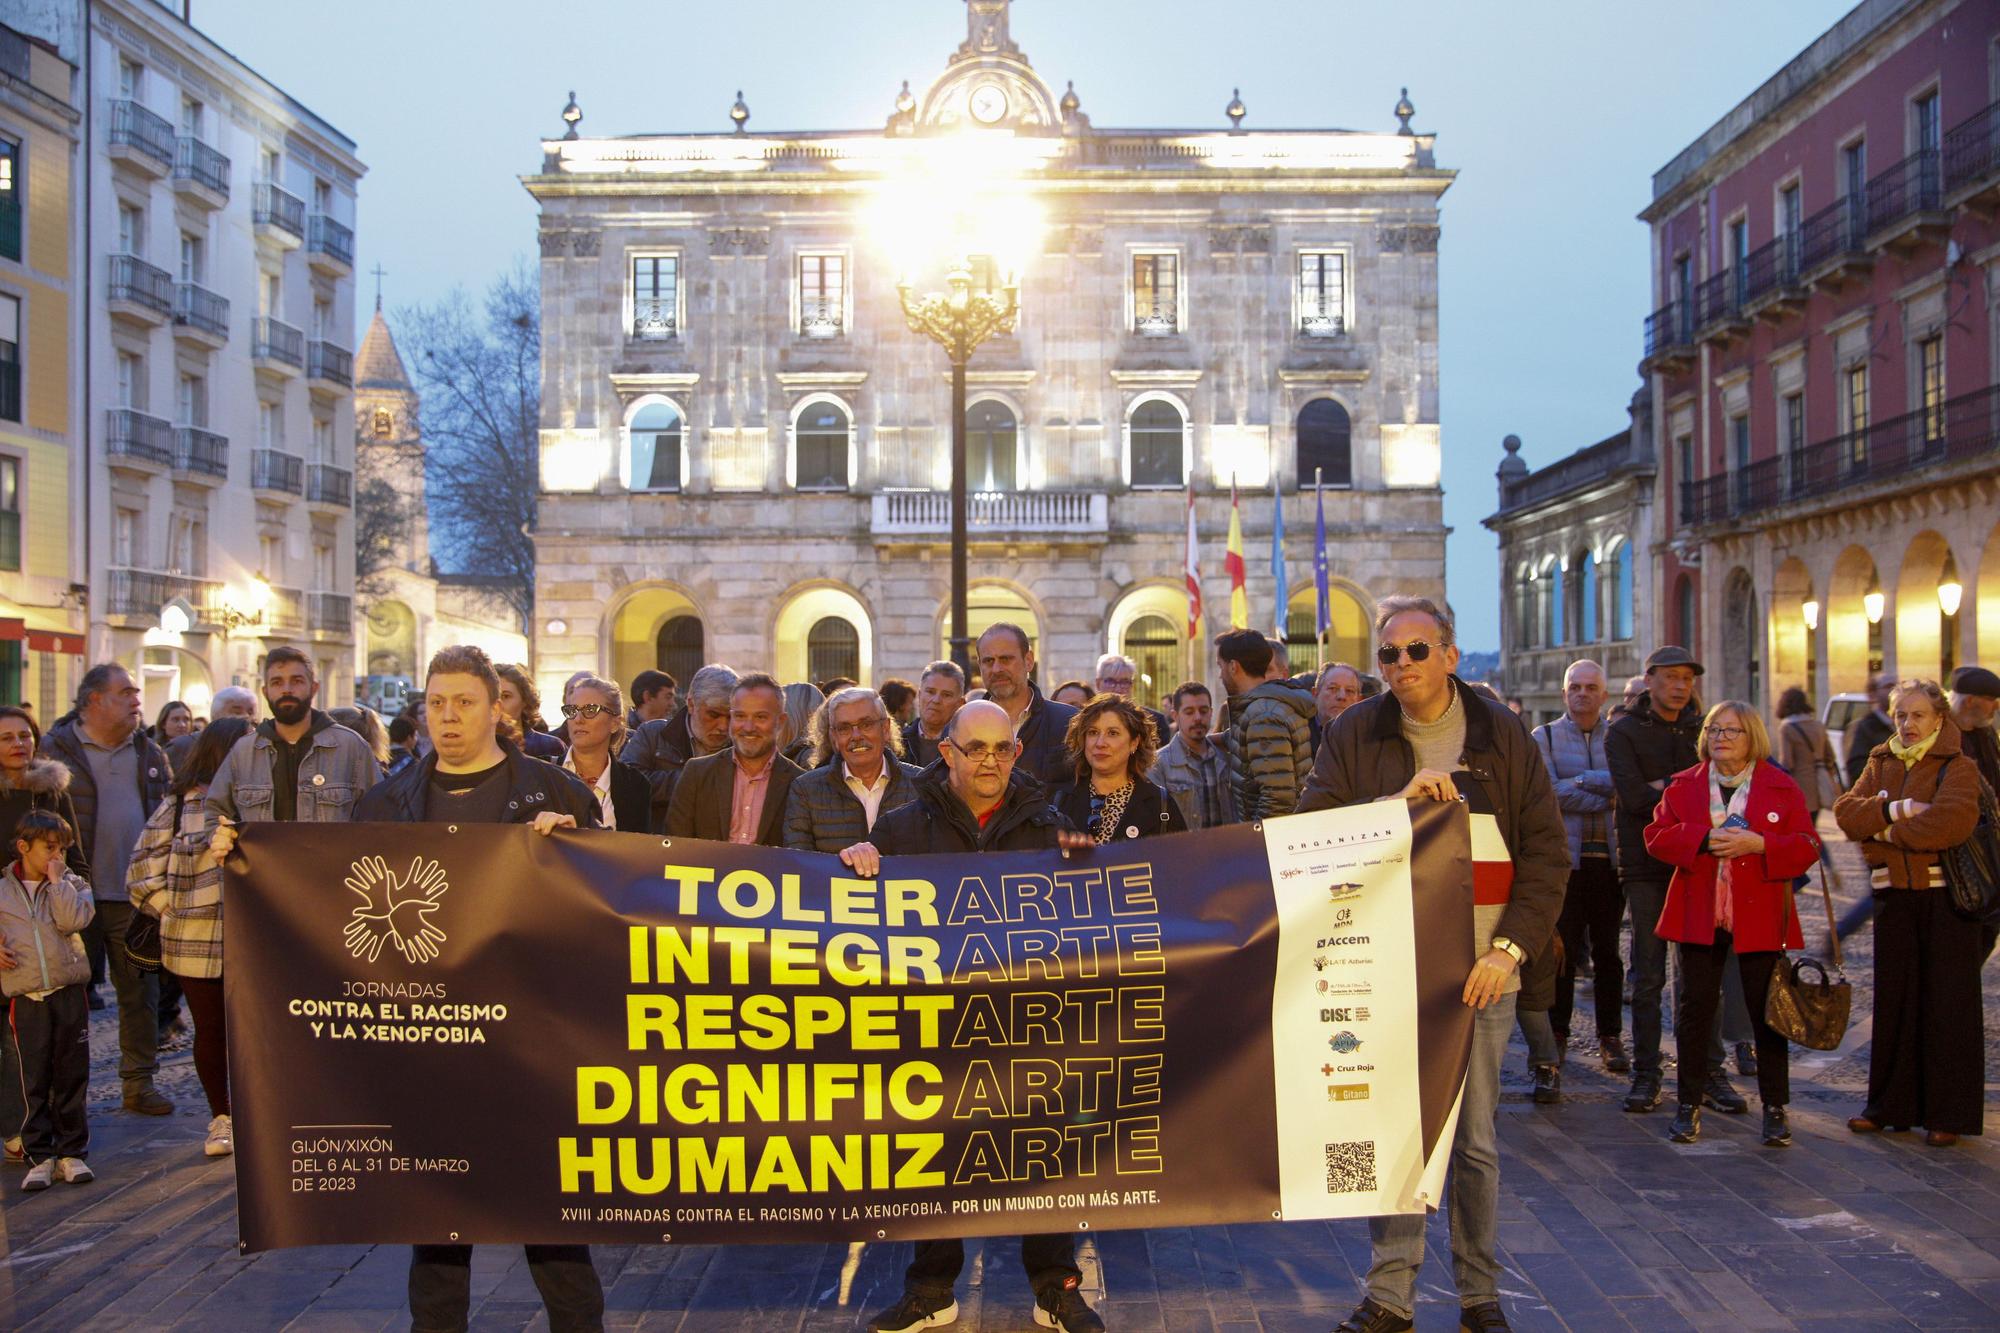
[1490, 936, 1526, 966]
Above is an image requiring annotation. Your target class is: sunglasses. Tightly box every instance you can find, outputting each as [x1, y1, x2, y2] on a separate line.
[560, 702, 617, 720]
[1376, 640, 1442, 667]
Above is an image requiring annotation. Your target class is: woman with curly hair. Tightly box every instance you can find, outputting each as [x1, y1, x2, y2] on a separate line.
[1050, 693, 1187, 842]
[495, 663, 564, 761]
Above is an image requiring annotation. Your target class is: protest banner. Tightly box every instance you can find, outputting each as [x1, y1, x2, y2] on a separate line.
[226, 798, 1473, 1251]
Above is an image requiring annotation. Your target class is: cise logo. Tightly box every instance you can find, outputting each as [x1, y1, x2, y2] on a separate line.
[1322, 1007, 1353, 1023]
[1328, 1030, 1363, 1054]
[342, 855, 449, 965]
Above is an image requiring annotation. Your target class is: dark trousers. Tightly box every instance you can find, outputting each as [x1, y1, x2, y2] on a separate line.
[12, 983, 90, 1160]
[906, 1234, 1079, 1301]
[81, 901, 160, 1089]
[177, 974, 229, 1117]
[408, 1244, 603, 1332]
[1551, 858, 1623, 1040]
[1624, 875, 1670, 1073]
[1868, 890, 1985, 1135]
[1674, 932, 1788, 1107]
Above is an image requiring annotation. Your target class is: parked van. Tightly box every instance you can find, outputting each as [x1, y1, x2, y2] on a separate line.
[1822, 692, 1871, 772]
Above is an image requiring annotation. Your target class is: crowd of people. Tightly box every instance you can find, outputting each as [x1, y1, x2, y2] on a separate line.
[0, 605, 1993, 1333]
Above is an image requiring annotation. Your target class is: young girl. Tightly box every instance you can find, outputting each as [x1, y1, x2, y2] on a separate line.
[1, 809, 95, 1190]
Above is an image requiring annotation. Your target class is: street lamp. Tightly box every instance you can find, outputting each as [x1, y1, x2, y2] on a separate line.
[895, 262, 1020, 673]
[1938, 556, 1962, 676]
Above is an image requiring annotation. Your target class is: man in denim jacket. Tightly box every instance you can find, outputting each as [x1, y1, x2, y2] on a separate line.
[205, 647, 382, 843]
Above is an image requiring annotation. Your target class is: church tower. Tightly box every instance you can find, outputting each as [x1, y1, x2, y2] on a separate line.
[352, 301, 429, 575]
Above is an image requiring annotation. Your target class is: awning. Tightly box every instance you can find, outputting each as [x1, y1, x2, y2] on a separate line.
[0, 618, 23, 642]
[25, 631, 85, 656]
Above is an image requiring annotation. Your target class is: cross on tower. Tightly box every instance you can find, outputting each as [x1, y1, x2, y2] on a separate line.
[371, 262, 388, 311]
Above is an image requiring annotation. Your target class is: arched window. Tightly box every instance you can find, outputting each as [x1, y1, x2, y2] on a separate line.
[1575, 549, 1597, 643]
[629, 401, 683, 492]
[1120, 614, 1181, 711]
[371, 408, 394, 438]
[1607, 539, 1633, 640]
[1515, 567, 1535, 650]
[967, 401, 1017, 493]
[1536, 559, 1558, 648]
[794, 401, 851, 491]
[1128, 398, 1185, 488]
[806, 616, 860, 684]
[1296, 399, 1352, 489]
[655, 615, 704, 685]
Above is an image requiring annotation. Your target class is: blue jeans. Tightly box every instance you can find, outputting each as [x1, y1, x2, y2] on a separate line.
[1367, 991, 1516, 1317]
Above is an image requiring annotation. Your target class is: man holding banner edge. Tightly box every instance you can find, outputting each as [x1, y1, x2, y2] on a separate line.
[1298, 596, 1568, 1333]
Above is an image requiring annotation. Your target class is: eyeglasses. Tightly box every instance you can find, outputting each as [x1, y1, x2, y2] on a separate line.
[831, 718, 883, 738]
[946, 740, 1015, 764]
[561, 702, 617, 720]
[1376, 640, 1442, 667]
[1707, 726, 1747, 741]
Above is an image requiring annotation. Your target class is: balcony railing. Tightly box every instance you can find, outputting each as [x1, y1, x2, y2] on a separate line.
[109, 100, 175, 169]
[1133, 304, 1178, 337]
[1499, 430, 1649, 514]
[0, 360, 17, 422]
[1864, 148, 1943, 235]
[631, 301, 677, 340]
[0, 192, 19, 261]
[106, 568, 224, 620]
[1299, 299, 1345, 338]
[1945, 99, 2000, 196]
[799, 302, 843, 338]
[1643, 300, 1693, 357]
[172, 426, 228, 478]
[1796, 195, 1868, 273]
[251, 448, 304, 494]
[308, 214, 354, 267]
[306, 463, 353, 506]
[253, 317, 305, 368]
[0, 509, 16, 572]
[252, 182, 305, 238]
[1739, 232, 1800, 304]
[871, 490, 1109, 537]
[1694, 269, 1742, 329]
[307, 340, 353, 387]
[267, 584, 306, 632]
[106, 408, 173, 466]
[307, 592, 352, 634]
[172, 137, 230, 196]
[173, 282, 230, 339]
[1678, 383, 2000, 528]
[108, 254, 173, 315]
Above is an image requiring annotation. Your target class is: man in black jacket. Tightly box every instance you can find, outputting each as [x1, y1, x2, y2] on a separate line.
[900, 661, 966, 769]
[1844, 672, 1897, 787]
[837, 700, 1100, 1333]
[1299, 597, 1567, 1333]
[975, 623, 1077, 788]
[619, 663, 738, 822]
[1604, 646, 1717, 1115]
[348, 645, 605, 1333]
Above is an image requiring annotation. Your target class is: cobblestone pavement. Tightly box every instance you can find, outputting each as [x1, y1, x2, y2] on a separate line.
[3, 831, 1997, 1330]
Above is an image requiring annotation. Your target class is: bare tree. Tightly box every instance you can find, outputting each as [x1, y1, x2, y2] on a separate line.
[398, 262, 540, 619]
[351, 468, 410, 592]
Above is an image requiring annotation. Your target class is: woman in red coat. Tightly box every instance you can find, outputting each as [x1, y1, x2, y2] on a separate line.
[1644, 700, 1820, 1148]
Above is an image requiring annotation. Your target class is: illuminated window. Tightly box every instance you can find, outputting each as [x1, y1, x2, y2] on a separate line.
[1131, 251, 1179, 335]
[0, 136, 18, 262]
[628, 401, 682, 493]
[372, 408, 394, 438]
[798, 252, 845, 337]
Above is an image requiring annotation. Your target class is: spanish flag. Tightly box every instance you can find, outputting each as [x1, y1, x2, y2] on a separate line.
[1227, 479, 1248, 630]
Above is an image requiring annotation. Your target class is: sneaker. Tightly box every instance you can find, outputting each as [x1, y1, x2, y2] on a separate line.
[1669, 1103, 1702, 1144]
[122, 1084, 174, 1116]
[1333, 1297, 1415, 1332]
[1531, 1063, 1562, 1105]
[22, 1159, 54, 1192]
[1702, 1072, 1749, 1115]
[1622, 1071, 1663, 1113]
[204, 1114, 234, 1158]
[1600, 1035, 1631, 1074]
[1460, 1302, 1513, 1332]
[55, 1157, 93, 1184]
[1735, 1040, 1758, 1076]
[1033, 1281, 1104, 1333]
[866, 1290, 957, 1332]
[4, 1136, 24, 1167]
[1762, 1105, 1792, 1148]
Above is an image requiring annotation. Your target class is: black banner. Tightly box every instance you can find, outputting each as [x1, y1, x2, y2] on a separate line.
[226, 800, 1473, 1250]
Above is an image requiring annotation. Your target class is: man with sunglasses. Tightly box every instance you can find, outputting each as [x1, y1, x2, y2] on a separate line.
[1299, 596, 1567, 1333]
[835, 700, 1101, 1333]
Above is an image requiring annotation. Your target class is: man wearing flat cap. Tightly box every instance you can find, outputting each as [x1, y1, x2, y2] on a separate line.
[1949, 666, 2000, 798]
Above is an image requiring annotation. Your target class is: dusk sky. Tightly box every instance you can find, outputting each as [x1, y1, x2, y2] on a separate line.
[188, 0, 1854, 652]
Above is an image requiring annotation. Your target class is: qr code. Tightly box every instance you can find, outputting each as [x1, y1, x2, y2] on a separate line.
[1324, 1140, 1378, 1194]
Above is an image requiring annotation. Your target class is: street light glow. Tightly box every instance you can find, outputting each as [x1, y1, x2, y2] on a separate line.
[867, 133, 1044, 287]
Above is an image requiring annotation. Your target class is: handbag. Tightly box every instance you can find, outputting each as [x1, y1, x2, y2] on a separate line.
[1764, 867, 1851, 1051]
[1785, 716, 1841, 808]
[1938, 756, 2000, 923]
[121, 796, 183, 974]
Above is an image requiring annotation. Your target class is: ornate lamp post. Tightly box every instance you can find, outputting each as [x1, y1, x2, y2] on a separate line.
[895, 262, 1019, 674]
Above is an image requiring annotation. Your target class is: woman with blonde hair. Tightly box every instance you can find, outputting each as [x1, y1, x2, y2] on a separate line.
[779, 682, 826, 768]
[1644, 700, 1820, 1147]
[1833, 678, 1986, 1146]
[1050, 694, 1186, 842]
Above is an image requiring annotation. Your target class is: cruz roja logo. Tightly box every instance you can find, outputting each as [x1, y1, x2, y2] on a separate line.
[1328, 1030, 1363, 1054]
[343, 855, 449, 965]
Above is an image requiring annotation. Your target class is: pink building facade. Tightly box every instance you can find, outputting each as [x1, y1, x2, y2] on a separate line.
[1640, 0, 2000, 708]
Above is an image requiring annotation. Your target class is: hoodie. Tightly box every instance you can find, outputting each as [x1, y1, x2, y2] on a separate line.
[1221, 678, 1317, 820]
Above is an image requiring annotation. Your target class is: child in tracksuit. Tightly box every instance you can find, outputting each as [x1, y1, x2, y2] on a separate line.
[1, 808, 96, 1191]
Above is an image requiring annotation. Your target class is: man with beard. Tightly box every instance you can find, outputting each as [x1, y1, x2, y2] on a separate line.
[665, 673, 802, 846]
[205, 648, 382, 854]
[621, 663, 739, 822]
[784, 687, 922, 851]
[976, 623, 1078, 787]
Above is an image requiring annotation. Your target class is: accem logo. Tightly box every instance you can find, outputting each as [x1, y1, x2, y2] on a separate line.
[343, 855, 449, 965]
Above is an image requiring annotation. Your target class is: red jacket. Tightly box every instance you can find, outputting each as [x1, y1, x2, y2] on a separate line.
[1643, 760, 1817, 952]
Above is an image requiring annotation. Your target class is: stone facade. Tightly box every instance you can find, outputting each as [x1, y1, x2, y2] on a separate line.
[1483, 392, 1658, 725]
[526, 1, 1452, 708]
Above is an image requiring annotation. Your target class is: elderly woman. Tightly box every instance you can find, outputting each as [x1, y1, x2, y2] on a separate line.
[1645, 700, 1819, 1148]
[560, 676, 653, 833]
[1833, 678, 1985, 1146]
[1051, 694, 1187, 842]
[495, 663, 564, 762]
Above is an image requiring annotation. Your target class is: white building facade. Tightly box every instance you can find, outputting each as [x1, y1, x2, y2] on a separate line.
[84, 0, 362, 716]
[527, 1, 1451, 707]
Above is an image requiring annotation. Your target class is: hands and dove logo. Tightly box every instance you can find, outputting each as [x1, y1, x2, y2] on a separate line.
[342, 855, 449, 965]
